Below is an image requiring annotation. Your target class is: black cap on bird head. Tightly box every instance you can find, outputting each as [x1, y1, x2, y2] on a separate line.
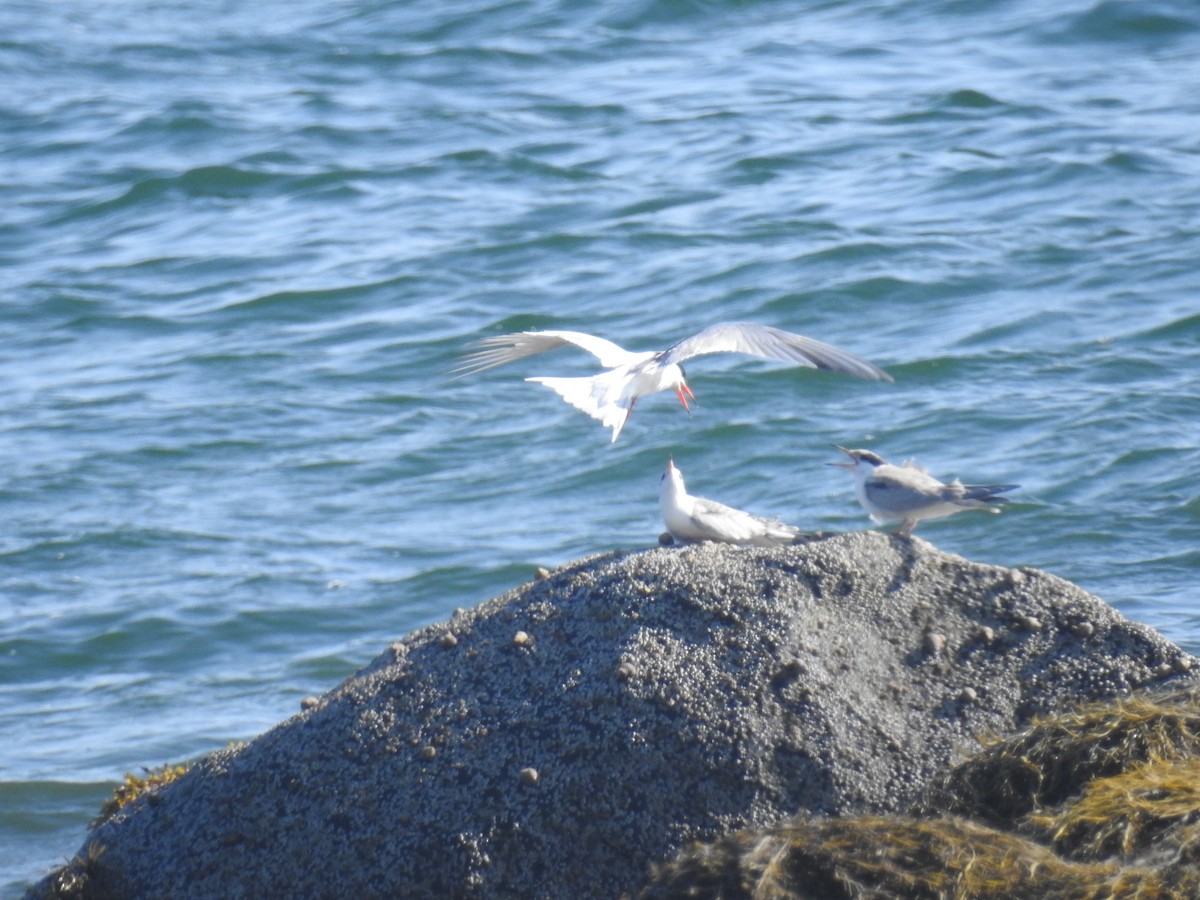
[828, 446, 887, 468]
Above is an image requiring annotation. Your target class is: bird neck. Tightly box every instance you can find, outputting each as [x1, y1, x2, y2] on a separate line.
[660, 473, 687, 506]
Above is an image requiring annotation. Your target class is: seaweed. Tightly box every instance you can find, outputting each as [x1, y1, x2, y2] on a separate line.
[922, 687, 1200, 828]
[1028, 757, 1200, 862]
[641, 685, 1200, 899]
[90, 762, 191, 829]
[642, 815, 1198, 899]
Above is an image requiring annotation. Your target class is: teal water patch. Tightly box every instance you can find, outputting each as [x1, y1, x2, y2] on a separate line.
[1044, 0, 1200, 44]
[1, 780, 113, 896]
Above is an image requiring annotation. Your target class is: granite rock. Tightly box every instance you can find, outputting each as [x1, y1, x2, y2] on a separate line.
[35, 532, 1196, 899]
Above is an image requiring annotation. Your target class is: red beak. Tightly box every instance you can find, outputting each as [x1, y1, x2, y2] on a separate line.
[676, 382, 695, 413]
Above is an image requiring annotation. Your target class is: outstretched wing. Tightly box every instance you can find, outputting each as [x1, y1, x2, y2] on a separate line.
[661, 322, 892, 382]
[452, 330, 638, 377]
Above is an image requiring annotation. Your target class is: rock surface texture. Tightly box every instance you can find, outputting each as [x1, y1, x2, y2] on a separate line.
[34, 532, 1196, 899]
[638, 685, 1200, 899]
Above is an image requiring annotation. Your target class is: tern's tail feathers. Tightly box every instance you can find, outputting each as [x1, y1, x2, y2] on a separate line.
[526, 374, 630, 442]
[961, 483, 1020, 500]
[950, 482, 1020, 511]
[751, 519, 803, 547]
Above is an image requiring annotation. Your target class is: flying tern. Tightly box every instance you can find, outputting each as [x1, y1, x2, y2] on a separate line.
[454, 322, 892, 442]
[660, 457, 801, 547]
[830, 447, 1018, 537]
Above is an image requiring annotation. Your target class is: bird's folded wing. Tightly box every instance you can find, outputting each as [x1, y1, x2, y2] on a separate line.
[863, 476, 944, 514]
[453, 330, 637, 376]
[662, 322, 892, 382]
[690, 498, 768, 543]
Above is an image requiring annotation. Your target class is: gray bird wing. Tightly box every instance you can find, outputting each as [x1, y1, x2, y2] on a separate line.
[453, 330, 639, 377]
[660, 322, 892, 382]
[863, 472, 948, 514]
[870, 471, 1017, 512]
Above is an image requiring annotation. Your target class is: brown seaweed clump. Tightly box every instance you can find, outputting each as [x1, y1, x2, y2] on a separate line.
[922, 687, 1200, 829]
[639, 686, 1200, 899]
[639, 815, 1194, 900]
[1028, 757, 1200, 864]
[90, 762, 192, 829]
[38, 842, 110, 900]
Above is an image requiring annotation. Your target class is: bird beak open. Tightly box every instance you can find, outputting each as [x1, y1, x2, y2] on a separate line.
[827, 445, 855, 469]
[676, 383, 695, 415]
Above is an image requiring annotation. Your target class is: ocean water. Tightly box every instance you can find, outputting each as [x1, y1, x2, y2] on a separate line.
[3, 0, 1199, 892]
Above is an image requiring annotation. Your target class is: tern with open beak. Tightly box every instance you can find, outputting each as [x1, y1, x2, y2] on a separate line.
[830, 447, 1019, 537]
[659, 457, 801, 547]
[454, 322, 892, 442]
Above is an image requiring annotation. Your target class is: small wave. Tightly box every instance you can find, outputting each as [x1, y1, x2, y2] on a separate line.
[795, 241, 897, 266]
[196, 273, 446, 325]
[1136, 311, 1200, 342]
[600, 0, 731, 30]
[435, 145, 605, 184]
[1101, 150, 1169, 174]
[885, 88, 1042, 126]
[156, 165, 286, 197]
[612, 190, 721, 219]
[1038, 0, 1200, 44]
[943, 88, 1005, 110]
[43, 164, 290, 228]
[114, 99, 224, 139]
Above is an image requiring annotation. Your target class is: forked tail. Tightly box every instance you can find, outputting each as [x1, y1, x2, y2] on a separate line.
[755, 519, 803, 547]
[962, 483, 1020, 501]
[955, 483, 1020, 512]
[526, 373, 632, 442]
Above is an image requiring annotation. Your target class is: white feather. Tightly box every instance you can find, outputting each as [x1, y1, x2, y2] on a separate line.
[456, 323, 891, 442]
[660, 460, 800, 547]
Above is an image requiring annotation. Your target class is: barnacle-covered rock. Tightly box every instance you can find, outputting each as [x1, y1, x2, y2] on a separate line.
[28, 533, 1196, 899]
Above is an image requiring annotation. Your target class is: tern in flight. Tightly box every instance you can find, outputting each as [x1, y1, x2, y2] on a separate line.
[659, 458, 801, 547]
[454, 322, 892, 441]
[830, 447, 1018, 537]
